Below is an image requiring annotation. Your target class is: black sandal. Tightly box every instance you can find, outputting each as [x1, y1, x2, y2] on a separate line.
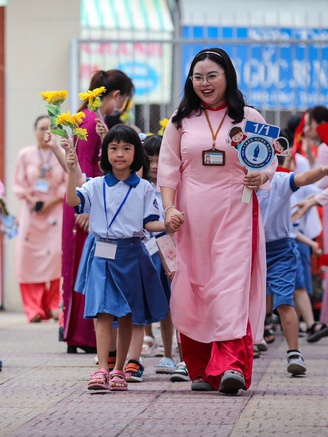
[307, 323, 328, 343]
[264, 315, 275, 344]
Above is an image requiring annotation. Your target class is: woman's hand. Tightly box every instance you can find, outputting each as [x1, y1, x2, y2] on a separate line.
[243, 171, 266, 190]
[95, 118, 108, 140]
[75, 213, 89, 232]
[44, 131, 58, 149]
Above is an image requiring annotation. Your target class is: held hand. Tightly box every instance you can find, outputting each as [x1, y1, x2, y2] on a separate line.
[95, 118, 108, 140]
[165, 208, 184, 233]
[75, 213, 89, 232]
[243, 171, 264, 190]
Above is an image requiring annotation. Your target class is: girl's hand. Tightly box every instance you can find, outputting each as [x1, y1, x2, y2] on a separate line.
[60, 136, 73, 153]
[167, 271, 175, 282]
[75, 213, 89, 232]
[311, 241, 322, 256]
[291, 195, 317, 222]
[95, 118, 108, 140]
[66, 149, 77, 170]
[243, 171, 264, 190]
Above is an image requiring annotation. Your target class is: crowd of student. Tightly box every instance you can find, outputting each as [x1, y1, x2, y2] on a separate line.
[5, 47, 328, 394]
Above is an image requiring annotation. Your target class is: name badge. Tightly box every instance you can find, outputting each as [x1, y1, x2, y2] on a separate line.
[144, 236, 159, 256]
[95, 240, 117, 260]
[202, 149, 225, 166]
[34, 179, 49, 193]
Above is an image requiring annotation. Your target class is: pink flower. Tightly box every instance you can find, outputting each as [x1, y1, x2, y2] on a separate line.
[165, 248, 175, 259]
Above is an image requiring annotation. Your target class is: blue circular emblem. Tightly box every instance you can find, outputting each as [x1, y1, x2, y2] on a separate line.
[238, 136, 274, 170]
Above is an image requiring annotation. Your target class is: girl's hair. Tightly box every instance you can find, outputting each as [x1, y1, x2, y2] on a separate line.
[34, 115, 49, 129]
[141, 150, 150, 180]
[143, 135, 163, 156]
[100, 124, 144, 173]
[308, 106, 328, 124]
[78, 69, 135, 112]
[172, 47, 246, 128]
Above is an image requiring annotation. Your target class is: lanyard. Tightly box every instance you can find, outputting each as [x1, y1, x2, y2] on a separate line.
[103, 178, 132, 238]
[38, 147, 53, 178]
[204, 109, 228, 149]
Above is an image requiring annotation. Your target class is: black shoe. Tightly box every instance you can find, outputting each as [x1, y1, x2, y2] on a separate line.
[307, 323, 328, 343]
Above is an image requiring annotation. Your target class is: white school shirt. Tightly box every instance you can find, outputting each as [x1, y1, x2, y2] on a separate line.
[76, 172, 160, 239]
[257, 172, 299, 243]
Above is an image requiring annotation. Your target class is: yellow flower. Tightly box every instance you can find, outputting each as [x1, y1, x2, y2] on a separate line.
[78, 86, 106, 112]
[120, 112, 129, 122]
[73, 127, 88, 141]
[88, 97, 102, 112]
[159, 118, 169, 129]
[71, 111, 86, 125]
[158, 118, 169, 135]
[56, 111, 85, 128]
[41, 90, 68, 105]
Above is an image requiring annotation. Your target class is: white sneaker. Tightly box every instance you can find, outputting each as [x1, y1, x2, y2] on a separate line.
[141, 336, 159, 356]
[155, 357, 176, 374]
[287, 350, 306, 375]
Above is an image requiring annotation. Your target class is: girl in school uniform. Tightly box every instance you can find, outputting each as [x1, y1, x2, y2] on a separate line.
[65, 124, 182, 391]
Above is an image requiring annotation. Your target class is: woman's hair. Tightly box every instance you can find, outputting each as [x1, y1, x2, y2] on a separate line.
[143, 135, 163, 156]
[308, 106, 328, 124]
[172, 47, 246, 128]
[100, 124, 144, 173]
[78, 69, 135, 112]
[34, 115, 49, 129]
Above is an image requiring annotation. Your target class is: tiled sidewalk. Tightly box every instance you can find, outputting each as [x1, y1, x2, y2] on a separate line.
[0, 312, 328, 436]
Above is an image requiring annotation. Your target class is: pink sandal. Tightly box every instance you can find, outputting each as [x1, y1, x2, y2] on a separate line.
[87, 368, 109, 390]
[109, 370, 128, 391]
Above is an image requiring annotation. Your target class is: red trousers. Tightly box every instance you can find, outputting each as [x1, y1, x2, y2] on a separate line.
[180, 321, 254, 390]
[20, 279, 61, 322]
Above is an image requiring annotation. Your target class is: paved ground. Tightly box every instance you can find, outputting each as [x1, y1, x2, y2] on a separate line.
[0, 311, 328, 437]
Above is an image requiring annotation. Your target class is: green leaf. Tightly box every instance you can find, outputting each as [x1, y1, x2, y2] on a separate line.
[44, 104, 60, 117]
[51, 128, 68, 138]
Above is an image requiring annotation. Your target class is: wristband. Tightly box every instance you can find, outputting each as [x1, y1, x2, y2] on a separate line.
[163, 205, 175, 217]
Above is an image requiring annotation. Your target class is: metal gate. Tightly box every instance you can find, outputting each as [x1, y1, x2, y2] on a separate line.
[71, 30, 328, 133]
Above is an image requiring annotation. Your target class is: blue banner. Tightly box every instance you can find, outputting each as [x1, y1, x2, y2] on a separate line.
[182, 26, 328, 110]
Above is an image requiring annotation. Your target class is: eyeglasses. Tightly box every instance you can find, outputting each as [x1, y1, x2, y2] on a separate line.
[189, 72, 225, 84]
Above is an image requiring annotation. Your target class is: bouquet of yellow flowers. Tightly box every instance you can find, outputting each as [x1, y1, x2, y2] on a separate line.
[41, 90, 88, 141]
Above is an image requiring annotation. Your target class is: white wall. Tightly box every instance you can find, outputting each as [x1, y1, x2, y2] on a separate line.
[180, 0, 328, 27]
[4, 0, 79, 310]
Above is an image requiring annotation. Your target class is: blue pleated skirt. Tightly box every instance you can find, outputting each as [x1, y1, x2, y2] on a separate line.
[151, 252, 171, 302]
[83, 237, 169, 325]
[74, 233, 95, 295]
